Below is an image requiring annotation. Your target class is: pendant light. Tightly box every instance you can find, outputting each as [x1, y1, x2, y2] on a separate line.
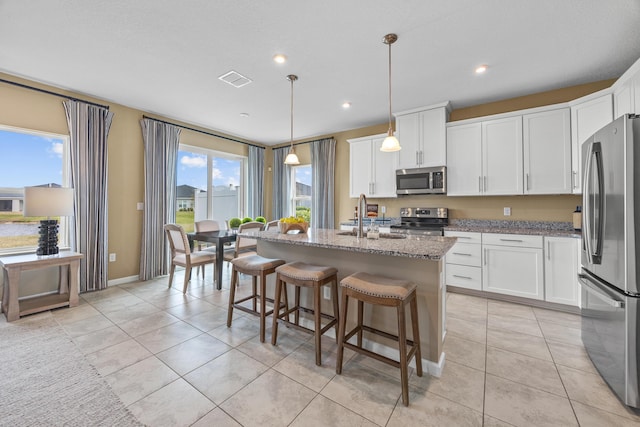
[284, 74, 300, 165]
[380, 33, 401, 152]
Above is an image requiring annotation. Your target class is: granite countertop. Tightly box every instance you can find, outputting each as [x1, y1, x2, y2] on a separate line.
[240, 228, 456, 260]
[339, 217, 400, 227]
[445, 219, 581, 238]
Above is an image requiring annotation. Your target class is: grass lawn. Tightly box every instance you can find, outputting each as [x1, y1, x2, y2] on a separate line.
[176, 210, 194, 233]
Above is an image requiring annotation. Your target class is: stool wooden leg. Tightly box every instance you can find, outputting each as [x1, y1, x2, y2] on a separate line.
[168, 264, 175, 289]
[294, 286, 301, 325]
[259, 271, 267, 343]
[336, 290, 349, 374]
[227, 267, 238, 327]
[314, 284, 322, 366]
[357, 300, 364, 347]
[183, 267, 191, 293]
[252, 275, 258, 312]
[283, 283, 290, 322]
[331, 279, 340, 343]
[410, 295, 423, 377]
[271, 275, 283, 346]
[397, 302, 409, 406]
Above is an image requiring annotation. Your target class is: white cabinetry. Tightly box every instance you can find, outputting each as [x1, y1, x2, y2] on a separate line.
[395, 102, 450, 169]
[447, 116, 522, 195]
[523, 108, 572, 194]
[482, 234, 544, 300]
[544, 237, 579, 306]
[348, 134, 397, 198]
[614, 59, 640, 119]
[569, 92, 613, 194]
[444, 231, 482, 291]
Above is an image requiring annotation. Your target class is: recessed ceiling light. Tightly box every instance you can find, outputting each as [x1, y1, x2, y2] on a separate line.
[342, 102, 351, 109]
[273, 54, 287, 64]
[475, 64, 488, 74]
[239, 113, 249, 118]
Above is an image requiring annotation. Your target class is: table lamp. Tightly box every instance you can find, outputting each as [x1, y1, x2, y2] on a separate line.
[23, 186, 74, 256]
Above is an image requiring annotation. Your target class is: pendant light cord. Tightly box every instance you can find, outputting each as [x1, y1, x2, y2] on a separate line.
[290, 77, 294, 147]
[388, 40, 393, 133]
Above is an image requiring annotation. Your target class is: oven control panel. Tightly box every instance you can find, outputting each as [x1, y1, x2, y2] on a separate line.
[399, 207, 448, 218]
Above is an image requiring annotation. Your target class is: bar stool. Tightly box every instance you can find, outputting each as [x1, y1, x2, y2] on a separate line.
[227, 254, 286, 342]
[271, 261, 339, 366]
[336, 271, 422, 406]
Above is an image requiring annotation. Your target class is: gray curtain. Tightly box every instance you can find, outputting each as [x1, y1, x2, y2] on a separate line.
[311, 138, 336, 229]
[63, 100, 114, 292]
[247, 146, 265, 218]
[139, 118, 181, 280]
[272, 147, 291, 220]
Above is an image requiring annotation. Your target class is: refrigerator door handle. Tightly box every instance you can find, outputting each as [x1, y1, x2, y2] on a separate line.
[578, 273, 625, 308]
[583, 142, 604, 265]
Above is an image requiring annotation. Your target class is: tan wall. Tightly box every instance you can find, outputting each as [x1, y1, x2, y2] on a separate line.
[0, 73, 258, 281]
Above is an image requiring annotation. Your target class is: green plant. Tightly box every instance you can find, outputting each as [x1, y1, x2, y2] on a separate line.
[295, 206, 311, 223]
[255, 216, 266, 224]
[228, 217, 242, 228]
[242, 217, 253, 224]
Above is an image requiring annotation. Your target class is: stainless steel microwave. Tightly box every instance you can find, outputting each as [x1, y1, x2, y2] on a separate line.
[396, 166, 446, 195]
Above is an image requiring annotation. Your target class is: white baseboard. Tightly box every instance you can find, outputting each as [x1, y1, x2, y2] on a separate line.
[108, 275, 140, 286]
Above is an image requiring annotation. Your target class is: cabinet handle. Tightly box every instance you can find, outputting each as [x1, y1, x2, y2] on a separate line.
[526, 173, 530, 191]
[484, 176, 487, 192]
[484, 249, 487, 266]
[572, 171, 577, 189]
[420, 151, 424, 165]
[547, 241, 551, 260]
[500, 238, 524, 242]
[452, 274, 472, 280]
[479, 176, 482, 192]
[452, 252, 472, 256]
[371, 182, 375, 194]
[416, 151, 419, 165]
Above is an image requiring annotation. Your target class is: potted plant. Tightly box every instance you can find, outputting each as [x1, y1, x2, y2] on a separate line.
[255, 216, 266, 224]
[228, 217, 242, 230]
[241, 217, 253, 224]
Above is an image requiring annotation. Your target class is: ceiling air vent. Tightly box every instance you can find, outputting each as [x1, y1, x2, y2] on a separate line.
[218, 70, 253, 88]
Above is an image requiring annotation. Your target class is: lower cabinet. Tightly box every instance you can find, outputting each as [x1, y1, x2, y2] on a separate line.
[544, 236, 580, 306]
[445, 231, 579, 307]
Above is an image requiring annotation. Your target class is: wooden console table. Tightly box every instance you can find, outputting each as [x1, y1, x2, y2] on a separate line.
[0, 252, 83, 322]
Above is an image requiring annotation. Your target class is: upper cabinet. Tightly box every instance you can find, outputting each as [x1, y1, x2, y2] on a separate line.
[569, 92, 613, 194]
[395, 102, 450, 169]
[523, 108, 572, 194]
[613, 58, 640, 119]
[447, 116, 522, 196]
[348, 134, 398, 199]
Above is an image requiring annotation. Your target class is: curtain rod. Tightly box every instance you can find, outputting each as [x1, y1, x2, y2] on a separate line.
[0, 78, 110, 110]
[276, 136, 335, 149]
[142, 115, 264, 149]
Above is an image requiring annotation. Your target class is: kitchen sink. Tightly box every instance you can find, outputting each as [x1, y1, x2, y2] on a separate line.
[336, 231, 406, 239]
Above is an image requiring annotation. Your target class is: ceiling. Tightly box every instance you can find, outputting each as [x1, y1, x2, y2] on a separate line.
[1, 1, 639, 145]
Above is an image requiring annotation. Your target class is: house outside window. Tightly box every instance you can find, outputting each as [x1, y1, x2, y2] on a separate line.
[176, 144, 245, 232]
[0, 125, 70, 253]
[291, 165, 311, 223]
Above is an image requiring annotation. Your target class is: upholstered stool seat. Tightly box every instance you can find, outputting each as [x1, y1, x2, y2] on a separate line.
[227, 254, 286, 342]
[271, 261, 339, 366]
[336, 271, 422, 406]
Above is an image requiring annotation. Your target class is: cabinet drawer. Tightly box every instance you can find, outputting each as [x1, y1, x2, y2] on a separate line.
[446, 264, 482, 290]
[447, 242, 482, 267]
[444, 230, 482, 244]
[482, 233, 543, 248]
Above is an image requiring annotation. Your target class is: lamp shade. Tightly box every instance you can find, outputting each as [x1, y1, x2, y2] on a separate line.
[23, 186, 74, 217]
[284, 147, 300, 165]
[380, 135, 401, 152]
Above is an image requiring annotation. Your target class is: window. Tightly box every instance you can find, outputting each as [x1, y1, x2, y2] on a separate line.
[0, 125, 70, 253]
[176, 144, 246, 232]
[291, 165, 311, 223]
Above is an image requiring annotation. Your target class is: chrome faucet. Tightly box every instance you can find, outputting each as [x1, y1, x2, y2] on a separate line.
[357, 193, 367, 238]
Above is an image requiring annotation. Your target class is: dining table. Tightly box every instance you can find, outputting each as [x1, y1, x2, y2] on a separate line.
[188, 230, 237, 290]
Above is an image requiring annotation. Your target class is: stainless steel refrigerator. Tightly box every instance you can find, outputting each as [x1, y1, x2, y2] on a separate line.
[580, 113, 640, 408]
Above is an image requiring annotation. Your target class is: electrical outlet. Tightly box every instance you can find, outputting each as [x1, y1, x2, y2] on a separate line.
[503, 207, 511, 216]
[136, 202, 144, 211]
[380, 206, 386, 214]
[323, 286, 330, 300]
[109, 253, 116, 262]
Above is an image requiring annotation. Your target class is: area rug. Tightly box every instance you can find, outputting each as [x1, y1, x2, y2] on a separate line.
[0, 314, 143, 426]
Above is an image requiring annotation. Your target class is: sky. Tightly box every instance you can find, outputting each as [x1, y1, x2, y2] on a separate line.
[0, 129, 64, 187]
[0, 129, 312, 190]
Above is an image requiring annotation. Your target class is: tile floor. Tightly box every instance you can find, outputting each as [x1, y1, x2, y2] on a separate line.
[40, 267, 640, 426]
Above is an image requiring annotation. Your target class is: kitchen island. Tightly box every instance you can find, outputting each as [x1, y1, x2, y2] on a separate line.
[243, 228, 456, 376]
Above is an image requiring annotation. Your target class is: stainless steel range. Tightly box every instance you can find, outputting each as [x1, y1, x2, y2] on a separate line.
[390, 207, 448, 236]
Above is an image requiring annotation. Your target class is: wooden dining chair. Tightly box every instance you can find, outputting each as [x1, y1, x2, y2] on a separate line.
[195, 219, 220, 276]
[265, 220, 279, 231]
[223, 221, 264, 264]
[164, 223, 216, 293]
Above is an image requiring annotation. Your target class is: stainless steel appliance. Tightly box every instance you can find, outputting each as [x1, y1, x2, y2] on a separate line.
[579, 114, 640, 408]
[396, 166, 446, 195]
[390, 207, 448, 236]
